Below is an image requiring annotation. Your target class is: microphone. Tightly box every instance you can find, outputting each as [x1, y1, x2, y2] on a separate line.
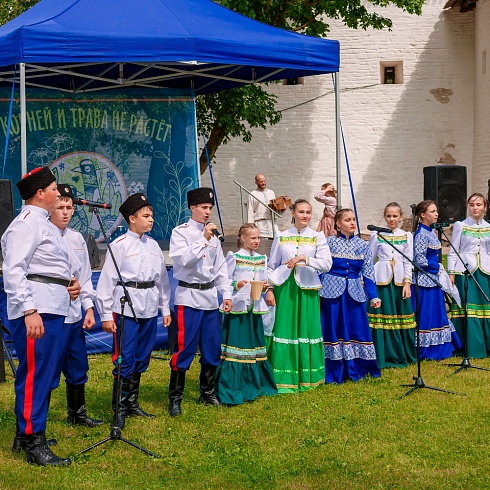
[431, 222, 449, 230]
[73, 197, 112, 210]
[212, 229, 225, 242]
[367, 225, 392, 234]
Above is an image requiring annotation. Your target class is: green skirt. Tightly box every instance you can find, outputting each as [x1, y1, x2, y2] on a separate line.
[267, 274, 325, 393]
[367, 281, 416, 368]
[450, 268, 490, 358]
[216, 310, 277, 405]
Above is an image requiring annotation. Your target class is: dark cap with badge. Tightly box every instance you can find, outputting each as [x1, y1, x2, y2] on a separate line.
[119, 193, 152, 223]
[57, 183, 74, 200]
[16, 166, 56, 200]
[187, 187, 215, 208]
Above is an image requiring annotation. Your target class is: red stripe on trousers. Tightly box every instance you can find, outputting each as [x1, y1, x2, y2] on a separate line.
[24, 338, 36, 434]
[170, 305, 185, 370]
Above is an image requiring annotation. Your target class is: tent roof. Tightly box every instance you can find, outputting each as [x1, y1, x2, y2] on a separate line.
[0, 0, 340, 95]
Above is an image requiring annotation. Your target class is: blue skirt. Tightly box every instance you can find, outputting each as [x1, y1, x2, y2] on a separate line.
[410, 285, 462, 361]
[320, 293, 381, 384]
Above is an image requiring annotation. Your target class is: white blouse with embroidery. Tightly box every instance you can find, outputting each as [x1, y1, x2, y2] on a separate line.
[369, 228, 413, 286]
[223, 249, 269, 314]
[447, 217, 490, 275]
[267, 226, 332, 290]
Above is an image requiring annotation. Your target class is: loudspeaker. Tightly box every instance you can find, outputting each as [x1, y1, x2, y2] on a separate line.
[0, 180, 14, 240]
[423, 165, 467, 223]
[82, 233, 100, 269]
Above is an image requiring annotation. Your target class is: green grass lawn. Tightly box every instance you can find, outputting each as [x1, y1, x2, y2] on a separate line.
[1, 353, 490, 490]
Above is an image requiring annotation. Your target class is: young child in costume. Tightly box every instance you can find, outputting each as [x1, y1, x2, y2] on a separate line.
[367, 202, 416, 368]
[167, 187, 233, 417]
[96, 193, 172, 428]
[448, 193, 490, 358]
[411, 200, 461, 360]
[215, 223, 277, 405]
[266, 199, 332, 393]
[320, 209, 381, 384]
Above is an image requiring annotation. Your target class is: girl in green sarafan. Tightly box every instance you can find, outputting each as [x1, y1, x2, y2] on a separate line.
[215, 223, 277, 405]
[265, 199, 332, 393]
[367, 202, 417, 368]
[448, 192, 490, 358]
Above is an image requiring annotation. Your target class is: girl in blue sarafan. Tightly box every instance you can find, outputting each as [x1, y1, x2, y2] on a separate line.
[320, 208, 382, 384]
[411, 200, 462, 360]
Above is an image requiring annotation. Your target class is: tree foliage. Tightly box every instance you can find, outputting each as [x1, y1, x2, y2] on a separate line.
[0, 0, 425, 174]
[0, 0, 39, 26]
[198, 0, 424, 174]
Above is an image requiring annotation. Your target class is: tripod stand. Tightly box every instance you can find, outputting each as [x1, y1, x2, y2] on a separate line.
[79, 207, 160, 459]
[372, 231, 465, 399]
[436, 226, 490, 375]
[1, 321, 17, 378]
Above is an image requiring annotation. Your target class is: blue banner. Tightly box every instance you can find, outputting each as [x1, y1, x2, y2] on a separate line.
[0, 88, 198, 241]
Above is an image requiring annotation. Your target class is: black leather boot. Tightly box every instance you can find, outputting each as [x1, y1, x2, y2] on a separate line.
[112, 377, 131, 429]
[66, 383, 103, 427]
[168, 370, 186, 417]
[25, 432, 71, 467]
[127, 372, 155, 418]
[197, 365, 220, 406]
[12, 415, 57, 453]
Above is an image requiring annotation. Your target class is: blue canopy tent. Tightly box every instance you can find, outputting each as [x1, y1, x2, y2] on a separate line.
[0, 0, 342, 353]
[0, 0, 342, 199]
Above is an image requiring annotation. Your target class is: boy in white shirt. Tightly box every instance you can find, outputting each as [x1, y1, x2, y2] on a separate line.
[96, 193, 171, 428]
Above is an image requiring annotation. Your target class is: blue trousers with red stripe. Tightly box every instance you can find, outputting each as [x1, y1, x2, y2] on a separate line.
[51, 318, 89, 388]
[170, 306, 221, 371]
[112, 314, 157, 378]
[10, 314, 65, 435]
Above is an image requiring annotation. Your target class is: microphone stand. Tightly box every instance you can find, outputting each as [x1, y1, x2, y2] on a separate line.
[436, 225, 490, 375]
[373, 231, 465, 399]
[79, 207, 160, 459]
[1, 322, 17, 378]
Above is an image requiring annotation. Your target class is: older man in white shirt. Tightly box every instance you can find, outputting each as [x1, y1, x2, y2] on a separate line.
[247, 174, 277, 238]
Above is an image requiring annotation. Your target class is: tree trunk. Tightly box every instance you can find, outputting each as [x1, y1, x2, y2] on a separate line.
[199, 123, 227, 175]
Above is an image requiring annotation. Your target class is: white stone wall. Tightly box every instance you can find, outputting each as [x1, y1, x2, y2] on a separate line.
[201, 1, 475, 236]
[473, 0, 490, 194]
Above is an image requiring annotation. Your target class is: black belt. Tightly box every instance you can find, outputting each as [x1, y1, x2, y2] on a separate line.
[26, 274, 71, 287]
[178, 280, 214, 291]
[117, 280, 155, 289]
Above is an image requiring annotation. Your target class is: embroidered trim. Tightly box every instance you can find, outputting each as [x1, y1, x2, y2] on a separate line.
[279, 236, 317, 245]
[271, 336, 323, 345]
[323, 340, 377, 361]
[377, 234, 408, 245]
[461, 225, 490, 239]
[221, 344, 268, 363]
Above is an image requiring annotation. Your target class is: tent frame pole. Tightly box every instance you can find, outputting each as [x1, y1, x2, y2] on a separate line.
[20, 63, 27, 177]
[334, 71, 341, 208]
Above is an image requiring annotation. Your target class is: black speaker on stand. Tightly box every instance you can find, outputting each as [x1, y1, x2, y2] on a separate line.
[423, 165, 467, 223]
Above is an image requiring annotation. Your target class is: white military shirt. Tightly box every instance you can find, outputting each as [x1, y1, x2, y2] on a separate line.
[1, 205, 71, 319]
[59, 227, 95, 323]
[169, 219, 233, 310]
[96, 230, 171, 321]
